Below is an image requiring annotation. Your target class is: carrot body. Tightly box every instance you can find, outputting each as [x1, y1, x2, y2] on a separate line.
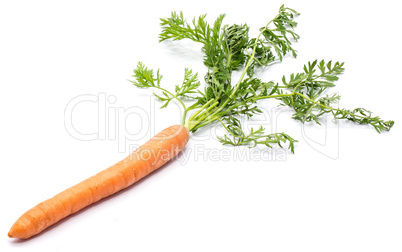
[8, 125, 189, 239]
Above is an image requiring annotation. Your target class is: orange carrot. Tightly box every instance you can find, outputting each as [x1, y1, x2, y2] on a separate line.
[8, 125, 189, 239]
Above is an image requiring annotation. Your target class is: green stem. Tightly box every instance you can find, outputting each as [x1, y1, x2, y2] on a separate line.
[194, 18, 278, 126]
[293, 92, 368, 120]
[184, 99, 215, 129]
[191, 104, 219, 126]
[187, 101, 220, 131]
[191, 117, 220, 131]
[231, 15, 279, 95]
[253, 93, 295, 101]
[189, 93, 296, 131]
[154, 86, 188, 125]
[186, 101, 201, 111]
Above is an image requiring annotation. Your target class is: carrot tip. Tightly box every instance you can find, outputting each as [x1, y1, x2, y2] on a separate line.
[8, 220, 31, 239]
[8, 228, 17, 238]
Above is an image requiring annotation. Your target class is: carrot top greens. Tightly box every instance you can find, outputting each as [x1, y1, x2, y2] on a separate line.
[130, 5, 394, 153]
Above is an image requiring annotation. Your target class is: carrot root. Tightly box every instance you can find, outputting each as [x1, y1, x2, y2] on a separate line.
[8, 125, 189, 239]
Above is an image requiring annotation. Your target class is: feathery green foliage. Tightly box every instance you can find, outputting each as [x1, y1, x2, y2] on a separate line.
[130, 5, 393, 153]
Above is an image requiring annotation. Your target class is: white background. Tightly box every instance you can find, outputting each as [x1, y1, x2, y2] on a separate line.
[1, 0, 401, 251]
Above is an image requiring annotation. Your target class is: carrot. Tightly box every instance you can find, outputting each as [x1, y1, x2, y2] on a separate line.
[8, 125, 189, 239]
[9, 7, 394, 240]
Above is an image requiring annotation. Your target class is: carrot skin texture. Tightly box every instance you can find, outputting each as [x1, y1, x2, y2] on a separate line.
[8, 125, 189, 239]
